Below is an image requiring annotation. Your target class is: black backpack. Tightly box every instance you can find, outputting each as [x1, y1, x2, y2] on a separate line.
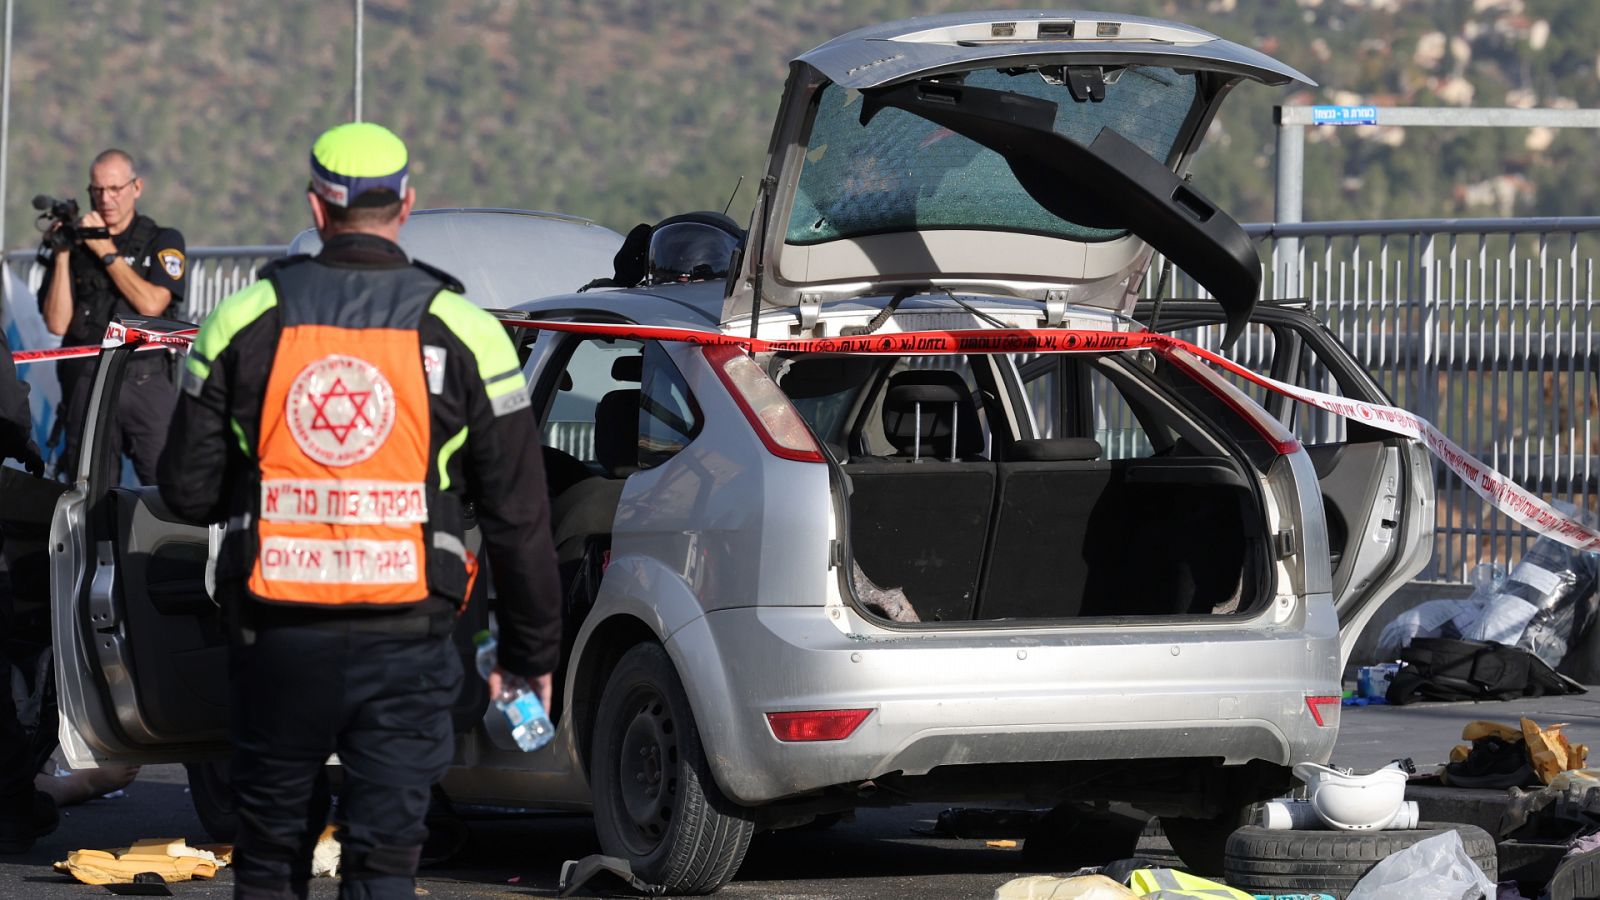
[1386, 637, 1586, 705]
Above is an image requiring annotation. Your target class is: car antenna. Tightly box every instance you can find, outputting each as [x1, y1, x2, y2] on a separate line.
[721, 175, 745, 217]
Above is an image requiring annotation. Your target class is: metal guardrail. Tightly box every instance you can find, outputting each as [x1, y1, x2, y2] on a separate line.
[1167, 217, 1600, 582]
[9, 217, 1600, 583]
[4, 245, 284, 323]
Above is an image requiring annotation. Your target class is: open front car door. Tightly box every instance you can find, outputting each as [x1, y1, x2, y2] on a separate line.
[50, 320, 229, 767]
[1140, 301, 1436, 665]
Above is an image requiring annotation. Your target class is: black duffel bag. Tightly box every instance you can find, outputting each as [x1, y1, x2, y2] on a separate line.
[1387, 637, 1586, 705]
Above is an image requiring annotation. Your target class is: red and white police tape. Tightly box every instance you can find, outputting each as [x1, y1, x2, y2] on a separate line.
[17, 316, 1599, 552]
[9, 322, 198, 365]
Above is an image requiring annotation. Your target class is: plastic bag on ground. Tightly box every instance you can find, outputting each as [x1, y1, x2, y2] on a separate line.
[1501, 505, 1600, 667]
[1376, 596, 1482, 661]
[1344, 830, 1495, 900]
[1376, 563, 1506, 660]
[993, 874, 1138, 899]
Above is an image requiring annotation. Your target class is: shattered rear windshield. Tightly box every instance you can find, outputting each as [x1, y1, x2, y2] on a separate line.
[787, 66, 1199, 245]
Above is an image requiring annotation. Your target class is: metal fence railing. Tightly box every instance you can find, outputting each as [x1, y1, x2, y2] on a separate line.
[1167, 218, 1600, 582]
[4, 245, 285, 323]
[10, 217, 1600, 583]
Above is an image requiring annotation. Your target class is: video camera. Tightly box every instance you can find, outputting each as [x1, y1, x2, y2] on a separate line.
[33, 194, 109, 252]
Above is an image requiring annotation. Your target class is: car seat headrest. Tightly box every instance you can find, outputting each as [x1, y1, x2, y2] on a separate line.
[594, 389, 640, 476]
[611, 355, 643, 383]
[881, 370, 984, 460]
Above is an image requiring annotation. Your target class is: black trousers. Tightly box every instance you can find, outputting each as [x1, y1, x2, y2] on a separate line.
[60, 358, 176, 483]
[228, 612, 461, 900]
[0, 565, 54, 834]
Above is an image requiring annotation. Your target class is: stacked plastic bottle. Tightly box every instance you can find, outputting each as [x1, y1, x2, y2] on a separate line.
[473, 630, 554, 752]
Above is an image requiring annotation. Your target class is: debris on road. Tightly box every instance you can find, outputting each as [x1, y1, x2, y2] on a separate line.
[1377, 516, 1600, 671]
[1291, 760, 1413, 831]
[1385, 637, 1582, 705]
[1442, 718, 1588, 788]
[992, 873, 1137, 899]
[52, 838, 229, 885]
[311, 824, 340, 877]
[557, 853, 666, 897]
[1125, 867, 1254, 898]
[915, 807, 1043, 839]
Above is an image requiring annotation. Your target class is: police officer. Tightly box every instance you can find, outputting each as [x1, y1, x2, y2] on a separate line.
[39, 148, 187, 481]
[157, 123, 561, 900]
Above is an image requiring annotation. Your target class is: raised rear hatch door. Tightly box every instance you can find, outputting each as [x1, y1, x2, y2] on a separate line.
[726, 11, 1313, 342]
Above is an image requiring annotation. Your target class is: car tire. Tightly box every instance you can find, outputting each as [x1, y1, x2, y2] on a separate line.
[590, 643, 755, 894]
[1223, 822, 1497, 898]
[184, 760, 238, 843]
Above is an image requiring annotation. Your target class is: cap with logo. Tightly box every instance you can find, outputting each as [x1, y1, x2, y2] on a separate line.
[309, 122, 409, 209]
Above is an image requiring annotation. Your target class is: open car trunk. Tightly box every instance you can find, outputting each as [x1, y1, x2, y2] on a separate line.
[770, 341, 1276, 625]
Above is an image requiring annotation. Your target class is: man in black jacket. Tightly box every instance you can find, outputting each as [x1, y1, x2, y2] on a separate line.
[159, 123, 561, 899]
[39, 148, 187, 480]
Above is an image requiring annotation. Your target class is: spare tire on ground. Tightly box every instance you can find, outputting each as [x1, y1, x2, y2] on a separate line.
[1223, 822, 1497, 899]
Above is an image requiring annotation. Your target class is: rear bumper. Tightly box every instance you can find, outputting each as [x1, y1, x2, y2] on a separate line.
[669, 603, 1342, 805]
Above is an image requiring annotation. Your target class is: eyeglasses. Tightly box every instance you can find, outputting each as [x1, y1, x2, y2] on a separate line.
[87, 178, 138, 198]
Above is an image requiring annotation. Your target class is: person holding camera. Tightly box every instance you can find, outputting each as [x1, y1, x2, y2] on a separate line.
[37, 148, 187, 482]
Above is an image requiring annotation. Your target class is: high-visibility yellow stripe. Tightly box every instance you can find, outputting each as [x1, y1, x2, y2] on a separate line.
[190, 280, 278, 382]
[427, 290, 526, 400]
[438, 425, 469, 491]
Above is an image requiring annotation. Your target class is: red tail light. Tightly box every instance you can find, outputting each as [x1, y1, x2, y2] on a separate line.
[766, 708, 872, 742]
[705, 344, 826, 463]
[1305, 695, 1340, 727]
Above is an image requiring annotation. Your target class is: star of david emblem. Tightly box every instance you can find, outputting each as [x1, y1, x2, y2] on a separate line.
[306, 377, 376, 445]
[286, 355, 396, 467]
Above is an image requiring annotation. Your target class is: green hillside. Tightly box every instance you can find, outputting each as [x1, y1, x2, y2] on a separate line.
[1, 0, 1596, 250]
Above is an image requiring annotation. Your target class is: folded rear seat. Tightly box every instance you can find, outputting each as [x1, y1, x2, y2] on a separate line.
[847, 371, 995, 622]
[974, 438, 1113, 619]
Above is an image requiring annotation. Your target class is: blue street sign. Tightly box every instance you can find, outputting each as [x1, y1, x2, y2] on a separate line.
[1311, 105, 1380, 126]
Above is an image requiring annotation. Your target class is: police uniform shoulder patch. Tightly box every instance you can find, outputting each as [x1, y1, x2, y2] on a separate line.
[158, 248, 186, 280]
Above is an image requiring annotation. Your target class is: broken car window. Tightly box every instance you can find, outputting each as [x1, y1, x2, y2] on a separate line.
[788, 66, 1199, 245]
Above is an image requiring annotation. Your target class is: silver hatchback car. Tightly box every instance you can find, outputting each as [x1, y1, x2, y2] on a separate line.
[52, 11, 1433, 895]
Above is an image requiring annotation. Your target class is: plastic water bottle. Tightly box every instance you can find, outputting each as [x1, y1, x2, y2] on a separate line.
[472, 630, 554, 752]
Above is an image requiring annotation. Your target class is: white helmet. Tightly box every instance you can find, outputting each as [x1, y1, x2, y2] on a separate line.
[1292, 761, 1409, 831]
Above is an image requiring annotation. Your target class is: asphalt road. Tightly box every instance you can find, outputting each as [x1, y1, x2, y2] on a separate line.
[6, 691, 1599, 898]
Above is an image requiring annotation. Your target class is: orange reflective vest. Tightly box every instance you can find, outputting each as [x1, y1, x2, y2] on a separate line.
[246, 259, 467, 608]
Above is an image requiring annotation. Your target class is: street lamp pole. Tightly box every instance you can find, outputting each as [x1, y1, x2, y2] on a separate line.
[0, 0, 14, 313]
[353, 0, 364, 122]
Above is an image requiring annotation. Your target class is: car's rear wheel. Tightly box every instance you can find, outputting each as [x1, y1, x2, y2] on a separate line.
[1159, 807, 1250, 877]
[590, 643, 754, 894]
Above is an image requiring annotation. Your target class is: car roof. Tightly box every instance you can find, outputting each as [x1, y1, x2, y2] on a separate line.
[287, 208, 624, 309]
